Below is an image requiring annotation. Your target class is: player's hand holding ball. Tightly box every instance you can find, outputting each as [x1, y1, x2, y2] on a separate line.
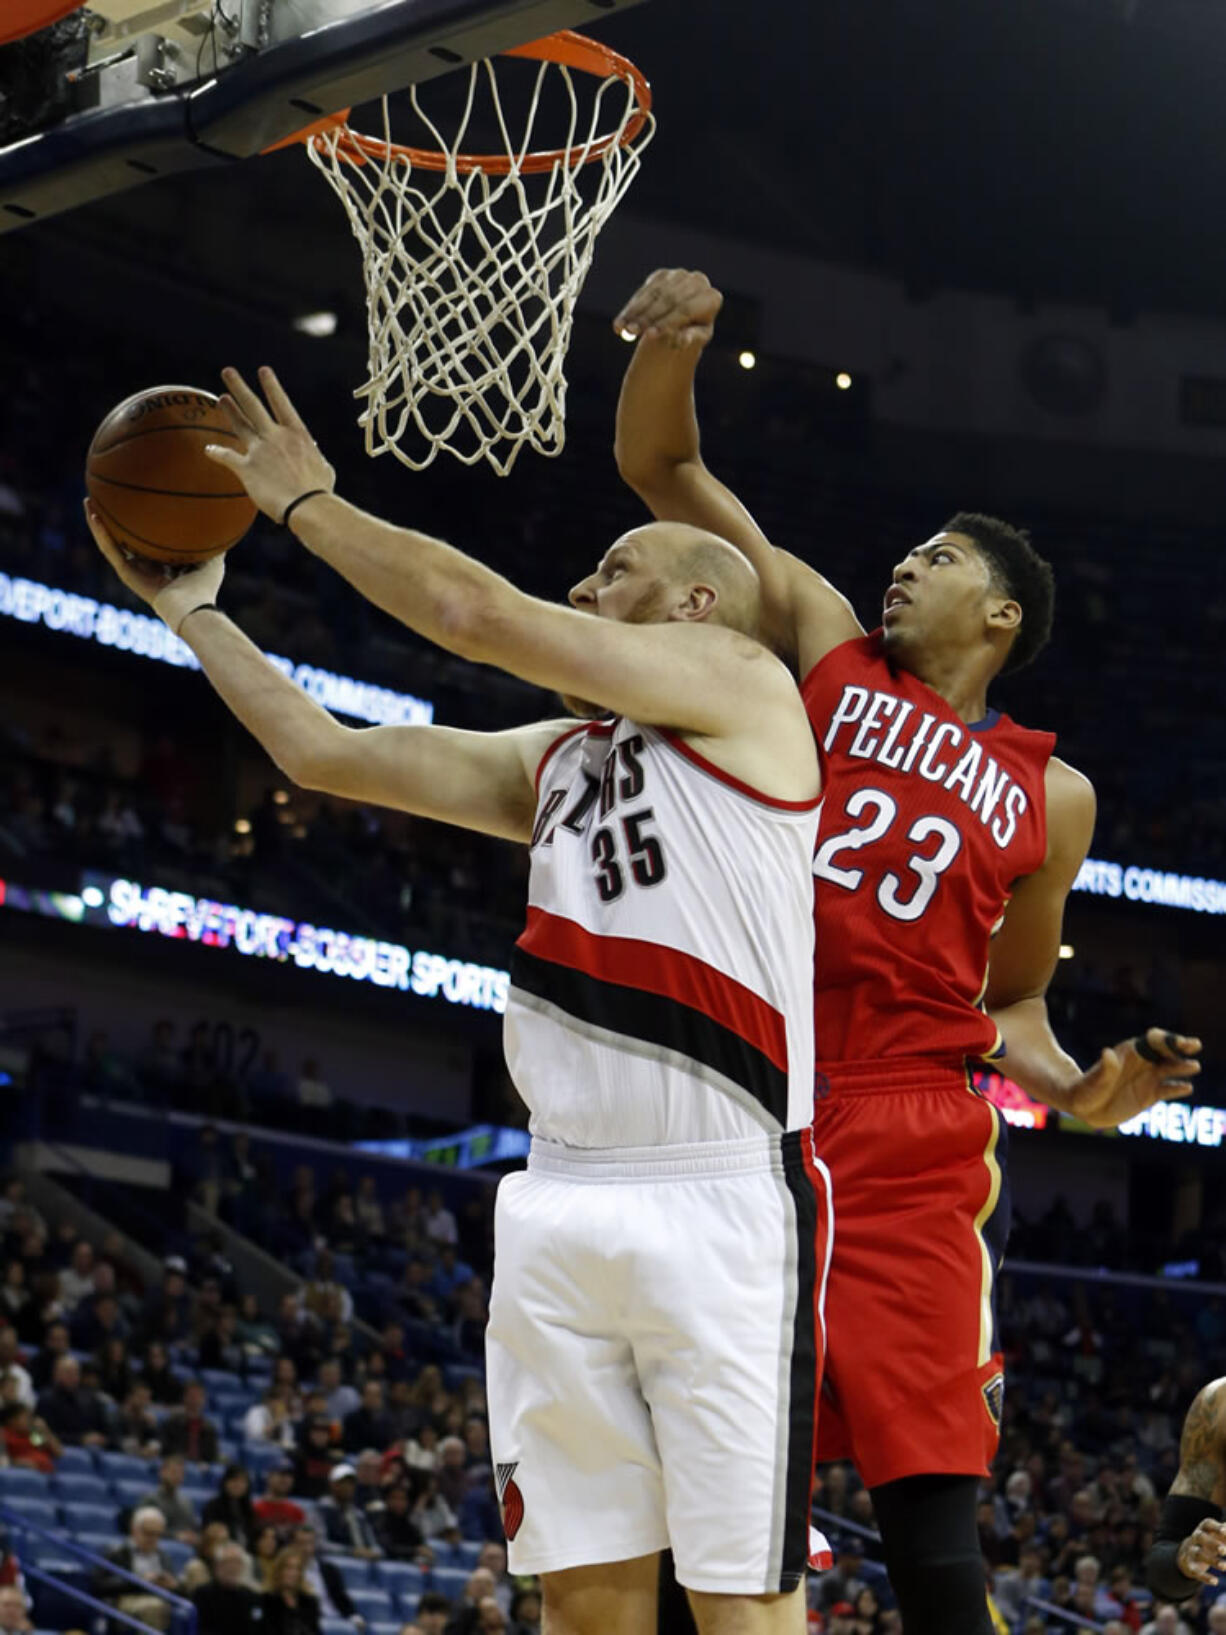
[614, 267, 724, 349]
[205, 366, 336, 526]
[83, 500, 226, 636]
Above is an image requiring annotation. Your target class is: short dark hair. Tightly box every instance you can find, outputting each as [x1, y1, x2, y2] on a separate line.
[417, 1593, 452, 1615]
[942, 511, 1054, 675]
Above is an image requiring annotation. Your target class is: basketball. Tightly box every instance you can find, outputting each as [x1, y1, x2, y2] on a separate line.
[85, 385, 256, 564]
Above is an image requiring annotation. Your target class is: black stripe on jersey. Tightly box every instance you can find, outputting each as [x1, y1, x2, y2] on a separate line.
[509, 947, 789, 1126]
[778, 1128, 821, 1592]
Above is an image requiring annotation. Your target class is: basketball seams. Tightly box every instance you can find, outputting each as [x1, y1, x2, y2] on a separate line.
[88, 473, 250, 500]
[89, 492, 252, 561]
[88, 423, 241, 457]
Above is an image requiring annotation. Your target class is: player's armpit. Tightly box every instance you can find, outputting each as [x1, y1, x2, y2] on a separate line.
[304, 719, 570, 843]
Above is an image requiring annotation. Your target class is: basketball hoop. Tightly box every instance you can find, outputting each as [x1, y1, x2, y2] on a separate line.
[275, 31, 653, 475]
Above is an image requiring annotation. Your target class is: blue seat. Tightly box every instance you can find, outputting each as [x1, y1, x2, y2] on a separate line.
[373, 1563, 423, 1598]
[370, 1624, 402, 1635]
[63, 1501, 118, 1534]
[322, 1622, 353, 1635]
[425, 1567, 469, 1600]
[199, 1369, 243, 1393]
[113, 1480, 154, 1511]
[51, 1474, 109, 1503]
[330, 1558, 372, 1590]
[98, 1453, 155, 1483]
[347, 1590, 393, 1621]
[53, 1448, 97, 1476]
[242, 1444, 288, 1475]
[181, 1486, 213, 1511]
[162, 1540, 194, 1573]
[0, 1468, 51, 1498]
[7, 1499, 58, 1530]
[76, 1531, 123, 1558]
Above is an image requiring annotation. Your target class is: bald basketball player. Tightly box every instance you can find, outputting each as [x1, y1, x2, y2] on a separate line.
[85, 366, 831, 1635]
[1147, 1379, 1226, 1604]
[613, 269, 1201, 1635]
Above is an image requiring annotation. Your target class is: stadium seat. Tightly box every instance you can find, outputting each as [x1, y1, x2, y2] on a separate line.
[162, 1540, 194, 1573]
[6, 1498, 58, 1530]
[98, 1453, 155, 1483]
[424, 1567, 469, 1601]
[329, 1558, 372, 1590]
[0, 1467, 51, 1499]
[242, 1444, 290, 1475]
[62, 1502, 118, 1534]
[322, 1620, 354, 1635]
[75, 1532, 123, 1559]
[51, 1474, 109, 1503]
[370, 1623, 402, 1635]
[199, 1369, 244, 1393]
[112, 1480, 153, 1511]
[52, 1448, 97, 1476]
[454, 1542, 483, 1570]
[346, 1590, 393, 1622]
[372, 1563, 423, 1598]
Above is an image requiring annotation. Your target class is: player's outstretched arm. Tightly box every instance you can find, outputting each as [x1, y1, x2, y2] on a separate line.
[1147, 1380, 1226, 1600]
[203, 368, 816, 770]
[83, 502, 553, 843]
[613, 268, 862, 675]
[984, 758, 1200, 1128]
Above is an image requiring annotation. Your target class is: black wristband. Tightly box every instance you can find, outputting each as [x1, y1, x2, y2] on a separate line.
[281, 488, 330, 529]
[1147, 1493, 1221, 1599]
[176, 603, 219, 635]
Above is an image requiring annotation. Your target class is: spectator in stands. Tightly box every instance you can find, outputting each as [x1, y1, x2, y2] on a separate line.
[141, 1258, 193, 1346]
[436, 1437, 471, 1511]
[410, 1472, 459, 1544]
[299, 1249, 353, 1327]
[423, 1191, 457, 1249]
[1139, 1609, 1193, 1635]
[94, 1334, 135, 1403]
[193, 1539, 260, 1635]
[318, 1358, 359, 1422]
[446, 1570, 500, 1635]
[0, 1264, 29, 1332]
[97, 1505, 181, 1634]
[293, 1415, 341, 1498]
[318, 1463, 380, 1559]
[261, 1549, 320, 1635]
[815, 1543, 868, 1614]
[413, 1595, 451, 1635]
[251, 1525, 282, 1591]
[367, 1482, 422, 1561]
[455, 1471, 501, 1545]
[0, 1400, 59, 1471]
[352, 1450, 384, 1509]
[475, 1544, 511, 1617]
[202, 1464, 257, 1545]
[237, 1292, 280, 1356]
[243, 1382, 298, 1448]
[72, 1290, 129, 1353]
[161, 1378, 220, 1464]
[0, 1585, 31, 1635]
[140, 1340, 183, 1405]
[354, 1178, 385, 1244]
[507, 1588, 540, 1635]
[198, 1304, 244, 1374]
[36, 1353, 108, 1446]
[114, 1379, 161, 1457]
[0, 1329, 33, 1408]
[289, 1526, 362, 1624]
[56, 1240, 95, 1311]
[29, 1321, 70, 1390]
[140, 1453, 201, 1544]
[252, 1462, 307, 1536]
[296, 1059, 333, 1111]
[343, 1380, 395, 1453]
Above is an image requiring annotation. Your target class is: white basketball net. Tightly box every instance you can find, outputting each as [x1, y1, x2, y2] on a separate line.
[304, 49, 654, 475]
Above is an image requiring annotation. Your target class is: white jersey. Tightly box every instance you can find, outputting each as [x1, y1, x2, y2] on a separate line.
[504, 717, 820, 1149]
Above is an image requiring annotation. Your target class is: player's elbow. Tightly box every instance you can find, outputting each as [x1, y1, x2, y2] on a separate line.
[275, 731, 352, 796]
[614, 437, 690, 499]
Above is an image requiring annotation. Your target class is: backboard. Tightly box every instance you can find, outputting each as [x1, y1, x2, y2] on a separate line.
[0, 0, 648, 233]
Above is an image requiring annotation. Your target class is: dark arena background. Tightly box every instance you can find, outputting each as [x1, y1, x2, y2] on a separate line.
[0, 1, 1225, 1632]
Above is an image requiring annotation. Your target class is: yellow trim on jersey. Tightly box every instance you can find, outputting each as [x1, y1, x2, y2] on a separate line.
[965, 1067, 1003, 1367]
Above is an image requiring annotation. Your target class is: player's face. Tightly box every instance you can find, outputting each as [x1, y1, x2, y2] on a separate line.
[567, 538, 671, 626]
[881, 532, 996, 656]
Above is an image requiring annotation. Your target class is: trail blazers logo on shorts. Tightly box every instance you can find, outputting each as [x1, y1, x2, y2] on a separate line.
[495, 1461, 524, 1542]
[982, 1372, 1005, 1428]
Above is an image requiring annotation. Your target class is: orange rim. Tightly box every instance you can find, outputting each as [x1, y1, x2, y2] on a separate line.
[263, 30, 651, 174]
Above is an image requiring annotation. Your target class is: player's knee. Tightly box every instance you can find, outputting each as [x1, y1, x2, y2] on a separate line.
[870, 1475, 994, 1635]
[541, 1555, 660, 1635]
[685, 1583, 806, 1635]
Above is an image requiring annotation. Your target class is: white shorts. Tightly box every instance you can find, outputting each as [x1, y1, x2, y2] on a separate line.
[485, 1131, 832, 1595]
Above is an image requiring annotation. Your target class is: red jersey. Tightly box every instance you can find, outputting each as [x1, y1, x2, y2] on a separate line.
[802, 633, 1055, 1075]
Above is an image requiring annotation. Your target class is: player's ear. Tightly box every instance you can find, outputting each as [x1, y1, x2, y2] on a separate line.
[987, 595, 1021, 637]
[674, 582, 718, 622]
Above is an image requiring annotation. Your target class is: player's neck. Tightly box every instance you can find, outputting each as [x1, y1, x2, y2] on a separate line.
[904, 648, 994, 724]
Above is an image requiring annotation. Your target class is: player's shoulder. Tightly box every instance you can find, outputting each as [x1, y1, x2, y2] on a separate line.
[511, 717, 590, 783]
[1044, 756, 1096, 818]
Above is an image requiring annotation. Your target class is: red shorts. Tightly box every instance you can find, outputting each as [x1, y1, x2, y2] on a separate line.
[812, 1058, 1010, 1489]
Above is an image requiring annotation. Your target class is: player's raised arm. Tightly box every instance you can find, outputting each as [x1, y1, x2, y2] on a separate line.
[203, 369, 817, 785]
[613, 268, 862, 675]
[83, 502, 558, 843]
[984, 756, 1200, 1128]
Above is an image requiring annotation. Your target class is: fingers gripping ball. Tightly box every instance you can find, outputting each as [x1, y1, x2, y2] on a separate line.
[85, 386, 257, 564]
